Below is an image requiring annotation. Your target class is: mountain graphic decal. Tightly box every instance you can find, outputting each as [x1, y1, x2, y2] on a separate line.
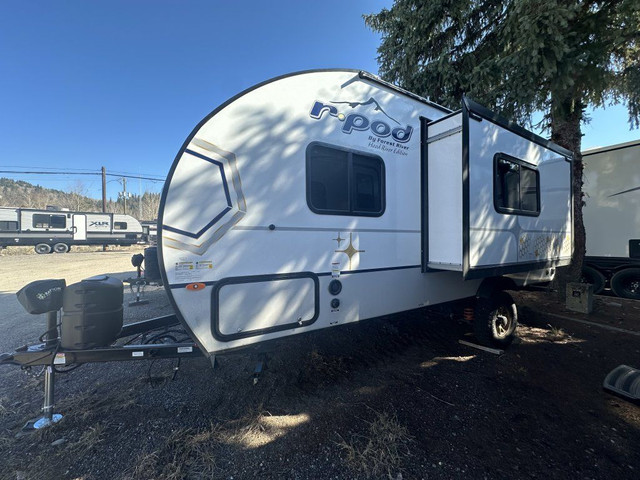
[330, 98, 401, 125]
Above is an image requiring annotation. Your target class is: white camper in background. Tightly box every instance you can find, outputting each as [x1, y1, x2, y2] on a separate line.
[582, 140, 640, 298]
[0, 207, 143, 253]
[158, 69, 573, 355]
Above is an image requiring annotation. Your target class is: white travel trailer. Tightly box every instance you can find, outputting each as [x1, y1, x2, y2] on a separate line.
[0, 207, 143, 253]
[582, 140, 640, 298]
[158, 69, 573, 354]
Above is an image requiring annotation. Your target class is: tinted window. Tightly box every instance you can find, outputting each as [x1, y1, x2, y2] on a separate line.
[494, 153, 539, 216]
[32, 214, 66, 229]
[306, 143, 385, 217]
[0, 221, 18, 231]
[50, 215, 66, 228]
[114, 222, 128, 230]
[307, 145, 349, 211]
[32, 214, 50, 228]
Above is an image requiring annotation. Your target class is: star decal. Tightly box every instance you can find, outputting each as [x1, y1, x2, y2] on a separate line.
[333, 233, 345, 247]
[335, 233, 364, 270]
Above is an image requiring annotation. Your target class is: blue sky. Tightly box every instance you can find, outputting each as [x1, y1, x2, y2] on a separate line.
[1, 1, 638, 200]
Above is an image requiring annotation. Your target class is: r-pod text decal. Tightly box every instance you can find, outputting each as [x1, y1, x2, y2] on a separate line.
[310, 98, 413, 144]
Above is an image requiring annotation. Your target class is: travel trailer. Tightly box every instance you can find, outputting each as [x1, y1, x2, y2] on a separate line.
[0, 207, 143, 253]
[140, 220, 158, 245]
[158, 69, 573, 353]
[582, 140, 640, 298]
[0, 70, 574, 428]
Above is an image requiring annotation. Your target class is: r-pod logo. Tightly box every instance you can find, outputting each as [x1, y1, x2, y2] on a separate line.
[309, 99, 413, 143]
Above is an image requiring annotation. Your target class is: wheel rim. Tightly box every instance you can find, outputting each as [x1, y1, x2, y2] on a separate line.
[494, 306, 512, 339]
[622, 278, 640, 296]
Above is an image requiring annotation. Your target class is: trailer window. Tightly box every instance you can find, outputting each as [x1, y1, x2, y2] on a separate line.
[32, 214, 67, 229]
[114, 222, 127, 230]
[494, 154, 540, 216]
[306, 143, 385, 216]
[0, 221, 18, 231]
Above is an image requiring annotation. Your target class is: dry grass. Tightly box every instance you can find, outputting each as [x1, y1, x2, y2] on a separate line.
[547, 324, 567, 342]
[0, 396, 14, 418]
[337, 409, 413, 478]
[126, 424, 220, 480]
[70, 423, 104, 457]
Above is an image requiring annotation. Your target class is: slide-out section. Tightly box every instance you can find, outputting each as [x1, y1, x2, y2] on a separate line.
[424, 98, 573, 279]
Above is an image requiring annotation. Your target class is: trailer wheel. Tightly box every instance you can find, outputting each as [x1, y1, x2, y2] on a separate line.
[474, 291, 518, 347]
[34, 243, 52, 255]
[580, 266, 606, 294]
[610, 268, 640, 300]
[53, 243, 70, 254]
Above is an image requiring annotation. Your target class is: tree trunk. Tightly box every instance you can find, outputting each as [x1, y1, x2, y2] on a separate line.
[550, 97, 585, 297]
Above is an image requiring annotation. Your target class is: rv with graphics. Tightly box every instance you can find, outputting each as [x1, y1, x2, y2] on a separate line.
[157, 69, 573, 352]
[581, 140, 640, 299]
[0, 206, 143, 253]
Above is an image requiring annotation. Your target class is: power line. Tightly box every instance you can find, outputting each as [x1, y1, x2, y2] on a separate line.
[0, 166, 166, 179]
[0, 170, 165, 182]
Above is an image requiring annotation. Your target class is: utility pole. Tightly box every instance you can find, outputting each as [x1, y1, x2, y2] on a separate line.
[118, 177, 131, 215]
[101, 167, 107, 213]
[101, 167, 107, 251]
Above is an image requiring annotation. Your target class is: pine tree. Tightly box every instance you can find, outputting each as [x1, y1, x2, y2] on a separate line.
[365, 0, 640, 285]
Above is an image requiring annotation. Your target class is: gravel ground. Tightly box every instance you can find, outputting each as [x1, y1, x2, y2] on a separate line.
[0, 253, 639, 480]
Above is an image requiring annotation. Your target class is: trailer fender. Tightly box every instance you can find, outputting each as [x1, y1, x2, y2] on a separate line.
[475, 277, 518, 300]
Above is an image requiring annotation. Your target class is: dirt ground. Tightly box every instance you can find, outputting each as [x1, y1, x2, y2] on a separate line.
[0, 253, 639, 480]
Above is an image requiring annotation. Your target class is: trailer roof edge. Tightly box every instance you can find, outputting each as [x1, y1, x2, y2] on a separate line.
[582, 139, 640, 157]
[463, 96, 574, 160]
[357, 71, 452, 114]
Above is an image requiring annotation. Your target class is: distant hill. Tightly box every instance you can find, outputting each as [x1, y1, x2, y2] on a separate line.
[0, 177, 160, 220]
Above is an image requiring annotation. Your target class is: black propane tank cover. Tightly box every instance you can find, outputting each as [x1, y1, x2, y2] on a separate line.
[60, 276, 124, 350]
[16, 279, 66, 314]
[144, 246, 161, 281]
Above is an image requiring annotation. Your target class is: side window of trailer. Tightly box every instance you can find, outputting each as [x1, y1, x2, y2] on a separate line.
[114, 222, 127, 230]
[306, 143, 385, 216]
[32, 214, 67, 229]
[0, 221, 18, 231]
[494, 153, 540, 216]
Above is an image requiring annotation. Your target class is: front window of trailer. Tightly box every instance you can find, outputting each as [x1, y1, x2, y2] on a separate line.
[306, 143, 385, 217]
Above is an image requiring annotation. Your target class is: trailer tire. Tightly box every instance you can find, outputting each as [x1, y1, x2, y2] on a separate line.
[474, 291, 518, 348]
[610, 268, 640, 300]
[53, 243, 70, 254]
[580, 265, 606, 294]
[35, 243, 52, 255]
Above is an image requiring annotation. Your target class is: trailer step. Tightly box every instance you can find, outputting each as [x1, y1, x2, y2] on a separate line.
[603, 364, 640, 402]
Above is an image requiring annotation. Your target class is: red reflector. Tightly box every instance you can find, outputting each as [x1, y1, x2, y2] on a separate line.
[186, 283, 206, 291]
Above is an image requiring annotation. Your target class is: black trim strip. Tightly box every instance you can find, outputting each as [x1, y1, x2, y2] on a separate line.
[168, 281, 217, 290]
[357, 72, 452, 114]
[462, 102, 471, 278]
[232, 225, 420, 234]
[211, 272, 320, 342]
[317, 264, 421, 277]
[420, 116, 430, 272]
[465, 258, 570, 280]
[426, 109, 462, 127]
[462, 97, 574, 159]
[166, 265, 423, 289]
